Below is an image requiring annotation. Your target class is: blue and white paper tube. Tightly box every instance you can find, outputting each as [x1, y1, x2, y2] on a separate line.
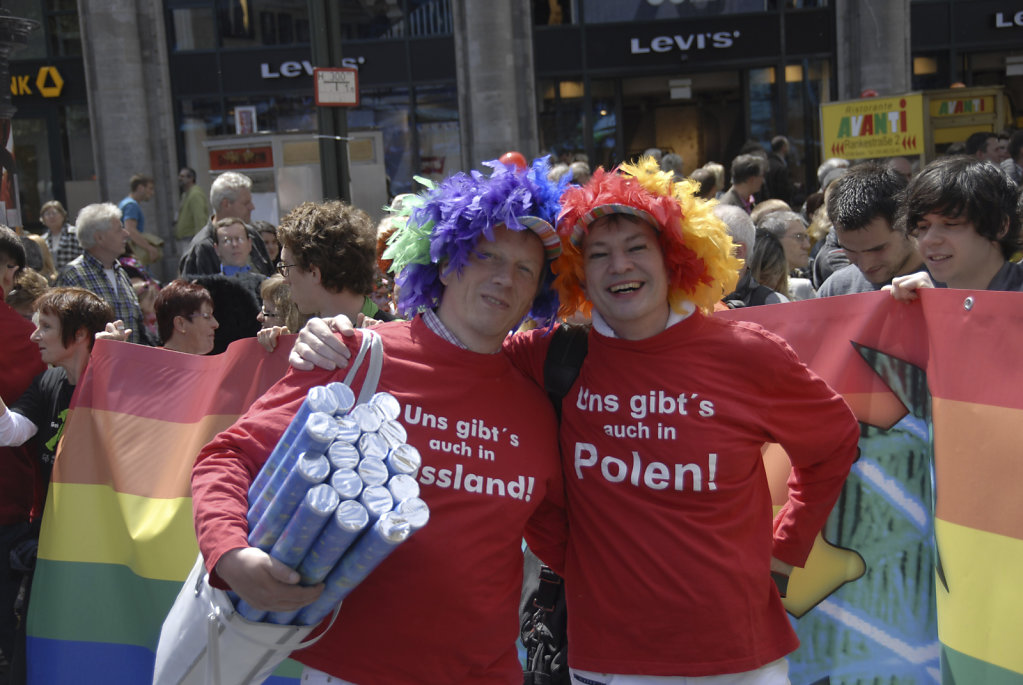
[357, 432, 388, 462]
[296, 511, 411, 626]
[330, 468, 364, 500]
[248, 387, 337, 501]
[326, 381, 356, 416]
[247, 412, 339, 528]
[327, 440, 360, 471]
[386, 473, 420, 503]
[369, 392, 401, 421]
[378, 419, 408, 450]
[349, 404, 382, 433]
[395, 496, 430, 532]
[249, 454, 331, 551]
[385, 443, 421, 477]
[270, 483, 340, 567]
[334, 416, 361, 443]
[359, 485, 394, 521]
[298, 499, 370, 585]
[357, 457, 389, 488]
[234, 598, 267, 623]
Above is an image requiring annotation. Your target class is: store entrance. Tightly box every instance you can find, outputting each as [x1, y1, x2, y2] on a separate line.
[621, 72, 744, 175]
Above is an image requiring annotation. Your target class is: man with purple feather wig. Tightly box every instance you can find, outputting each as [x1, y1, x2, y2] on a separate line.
[191, 157, 570, 684]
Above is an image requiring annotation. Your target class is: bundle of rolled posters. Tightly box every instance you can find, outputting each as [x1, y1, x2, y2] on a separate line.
[234, 382, 429, 625]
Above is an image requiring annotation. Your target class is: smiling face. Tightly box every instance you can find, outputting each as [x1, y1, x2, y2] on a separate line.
[435, 226, 544, 353]
[581, 215, 669, 340]
[838, 216, 921, 285]
[911, 212, 1007, 289]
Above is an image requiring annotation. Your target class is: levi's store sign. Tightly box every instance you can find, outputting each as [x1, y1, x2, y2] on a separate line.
[586, 13, 777, 69]
[629, 30, 740, 54]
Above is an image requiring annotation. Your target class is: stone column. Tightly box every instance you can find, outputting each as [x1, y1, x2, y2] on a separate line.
[452, 0, 539, 168]
[77, 0, 178, 279]
[835, 0, 912, 99]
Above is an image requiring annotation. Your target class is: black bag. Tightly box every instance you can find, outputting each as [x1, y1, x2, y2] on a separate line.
[521, 324, 588, 685]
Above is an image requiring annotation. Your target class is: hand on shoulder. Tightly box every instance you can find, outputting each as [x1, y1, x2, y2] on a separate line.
[288, 315, 356, 371]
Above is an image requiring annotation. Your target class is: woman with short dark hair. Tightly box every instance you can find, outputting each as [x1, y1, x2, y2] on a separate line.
[155, 279, 219, 355]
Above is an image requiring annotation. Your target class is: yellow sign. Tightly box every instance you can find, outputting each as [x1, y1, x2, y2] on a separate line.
[9, 66, 64, 98]
[930, 95, 995, 118]
[36, 66, 63, 98]
[821, 94, 925, 160]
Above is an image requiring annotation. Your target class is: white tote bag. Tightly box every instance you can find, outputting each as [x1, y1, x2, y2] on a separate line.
[152, 330, 384, 685]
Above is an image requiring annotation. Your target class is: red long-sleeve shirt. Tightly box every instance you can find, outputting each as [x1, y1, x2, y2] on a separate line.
[504, 313, 859, 676]
[192, 317, 566, 684]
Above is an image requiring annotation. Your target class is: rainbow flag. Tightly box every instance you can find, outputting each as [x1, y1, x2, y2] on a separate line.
[722, 289, 1023, 684]
[26, 337, 297, 684]
[26, 291, 1023, 683]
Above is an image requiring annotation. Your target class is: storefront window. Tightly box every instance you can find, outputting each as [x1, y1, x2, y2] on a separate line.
[782, 59, 830, 196]
[47, 11, 81, 55]
[414, 85, 460, 184]
[172, 8, 218, 51]
[534, 0, 575, 26]
[591, 80, 618, 170]
[338, 0, 452, 40]
[748, 67, 777, 148]
[582, 0, 771, 24]
[225, 96, 317, 134]
[11, 117, 52, 225]
[349, 88, 414, 195]
[911, 53, 948, 91]
[539, 80, 586, 163]
[219, 0, 310, 48]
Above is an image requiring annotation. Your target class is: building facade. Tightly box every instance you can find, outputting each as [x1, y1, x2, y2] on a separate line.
[5, 0, 1023, 278]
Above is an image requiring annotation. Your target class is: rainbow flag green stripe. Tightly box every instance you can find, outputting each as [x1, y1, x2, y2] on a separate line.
[942, 644, 1023, 685]
[29, 559, 181, 646]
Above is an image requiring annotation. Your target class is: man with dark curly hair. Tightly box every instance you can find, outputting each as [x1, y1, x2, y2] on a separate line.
[276, 201, 393, 323]
[889, 156, 1023, 298]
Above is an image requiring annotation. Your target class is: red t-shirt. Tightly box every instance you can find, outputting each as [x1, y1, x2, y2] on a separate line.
[0, 301, 45, 524]
[504, 313, 859, 676]
[192, 317, 565, 684]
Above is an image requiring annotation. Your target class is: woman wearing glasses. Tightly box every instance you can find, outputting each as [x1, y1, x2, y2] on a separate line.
[759, 210, 816, 300]
[154, 279, 219, 355]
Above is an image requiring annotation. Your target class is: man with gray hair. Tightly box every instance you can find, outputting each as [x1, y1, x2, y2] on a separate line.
[56, 203, 147, 344]
[178, 171, 273, 277]
[716, 204, 789, 307]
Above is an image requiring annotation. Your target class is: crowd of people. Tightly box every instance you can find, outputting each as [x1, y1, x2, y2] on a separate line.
[1, 126, 1021, 683]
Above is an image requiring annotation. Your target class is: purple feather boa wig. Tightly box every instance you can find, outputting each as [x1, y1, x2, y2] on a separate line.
[387, 156, 567, 327]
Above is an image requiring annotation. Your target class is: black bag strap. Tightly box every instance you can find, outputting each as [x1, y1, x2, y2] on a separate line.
[543, 324, 590, 422]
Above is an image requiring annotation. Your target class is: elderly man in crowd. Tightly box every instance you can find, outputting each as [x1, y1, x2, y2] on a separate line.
[56, 203, 147, 344]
